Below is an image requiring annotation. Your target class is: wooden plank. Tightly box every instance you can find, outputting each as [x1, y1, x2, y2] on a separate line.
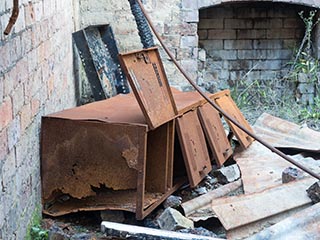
[212, 90, 254, 149]
[211, 178, 315, 231]
[176, 110, 212, 187]
[198, 103, 233, 167]
[119, 47, 178, 129]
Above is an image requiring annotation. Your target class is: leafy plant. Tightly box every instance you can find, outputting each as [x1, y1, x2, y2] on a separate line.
[30, 225, 48, 240]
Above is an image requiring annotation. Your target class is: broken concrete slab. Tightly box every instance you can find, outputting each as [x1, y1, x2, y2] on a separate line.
[157, 207, 194, 231]
[282, 167, 304, 183]
[212, 164, 241, 184]
[101, 221, 222, 240]
[307, 181, 320, 203]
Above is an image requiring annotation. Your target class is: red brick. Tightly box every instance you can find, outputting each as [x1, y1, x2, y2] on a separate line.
[19, 103, 32, 133]
[0, 97, 13, 130]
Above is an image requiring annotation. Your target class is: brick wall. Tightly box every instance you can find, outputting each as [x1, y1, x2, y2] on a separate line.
[198, 2, 311, 91]
[0, 0, 76, 239]
[76, 0, 199, 90]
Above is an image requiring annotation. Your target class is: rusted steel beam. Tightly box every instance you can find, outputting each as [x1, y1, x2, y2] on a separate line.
[135, 0, 320, 181]
[4, 0, 19, 35]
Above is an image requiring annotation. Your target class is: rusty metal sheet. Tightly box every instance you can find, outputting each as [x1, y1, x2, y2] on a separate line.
[119, 47, 178, 129]
[176, 110, 212, 187]
[48, 92, 146, 125]
[211, 177, 315, 231]
[212, 90, 254, 149]
[41, 118, 147, 201]
[198, 103, 232, 167]
[247, 202, 320, 240]
[234, 113, 320, 194]
[254, 112, 320, 151]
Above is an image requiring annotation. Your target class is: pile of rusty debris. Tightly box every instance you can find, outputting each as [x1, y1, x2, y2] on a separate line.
[40, 46, 320, 239]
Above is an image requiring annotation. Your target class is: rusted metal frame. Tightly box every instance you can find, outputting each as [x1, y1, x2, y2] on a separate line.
[135, 0, 320, 181]
[73, 29, 107, 101]
[119, 48, 178, 129]
[4, 0, 19, 35]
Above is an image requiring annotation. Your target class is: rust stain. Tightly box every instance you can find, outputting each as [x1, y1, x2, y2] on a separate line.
[122, 147, 139, 170]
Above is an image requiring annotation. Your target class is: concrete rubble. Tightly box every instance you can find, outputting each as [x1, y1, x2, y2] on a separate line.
[157, 207, 194, 231]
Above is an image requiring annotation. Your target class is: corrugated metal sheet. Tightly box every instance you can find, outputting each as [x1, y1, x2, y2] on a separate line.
[247, 202, 320, 240]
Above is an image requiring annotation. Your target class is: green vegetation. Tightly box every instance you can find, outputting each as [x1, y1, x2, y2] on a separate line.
[25, 205, 48, 240]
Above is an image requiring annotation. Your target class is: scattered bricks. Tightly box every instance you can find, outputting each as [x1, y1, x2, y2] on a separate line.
[224, 40, 252, 50]
[48, 225, 70, 240]
[100, 210, 125, 223]
[253, 40, 282, 49]
[307, 181, 320, 204]
[208, 30, 236, 40]
[225, 19, 253, 29]
[157, 207, 194, 231]
[177, 227, 218, 238]
[0, 96, 13, 130]
[163, 195, 182, 209]
[282, 167, 304, 183]
[198, 19, 223, 30]
[237, 29, 266, 40]
[212, 164, 241, 184]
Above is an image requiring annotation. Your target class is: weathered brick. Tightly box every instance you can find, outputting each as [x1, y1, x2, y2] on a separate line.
[19, 103, 32, 133]
[208, 30, 236, 39]
[33, 1, 43, 22]
[253, 18, 283, 29]
[198, 30, 208, 40]
[200, 40, 223, 50]
[228, 60, 252, 70]
[225, 19, 253, 29]
[0, 75, 3, 104]
[267, 8, 296, 18]
[182, 10, 198, 23]
[7, 116, 20, 151]
[237, 7, 267, 18]
[224, 40, 252, 50]
[0, 129, 7, 161]
[11, 84, 24, 116]
[181, 0, 198, 10]
[206, 7, 234, 19]
[209, 50, 238, 60]
[0, 96, 12, 130]
[237, 29, 266, 39]
[283, 18, 304, 29]
[24, 2, 36, 27]
[198, 19, 223, 29]
[180, 35, 198, 48]
[237, 50, 267, 60]
[267, 29, 296, 39]
[254, 60, 282, 70]
[266, 49, 293, 60]
[253, 40, 283, 49]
